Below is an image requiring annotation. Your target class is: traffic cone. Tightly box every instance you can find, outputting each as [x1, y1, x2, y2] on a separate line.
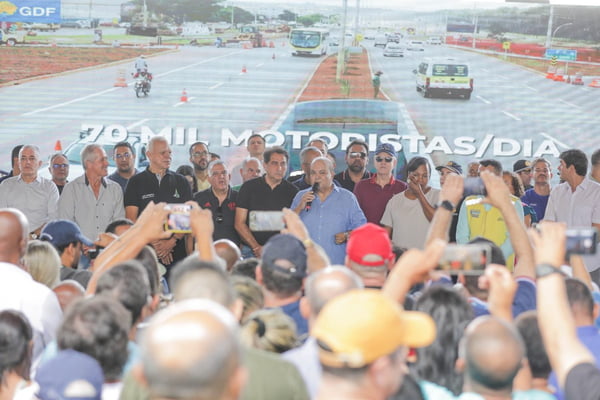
[553, 68, 565, 82]
[241, 65, 247, 74]
[113, 69, 127, 87]
[545, 66, 556, 79]
[589, 78, 600, 88]
[572, 72, 584, 85]
[54, 140, 62, 151]
[180, 89, 188, 102]
[269, 41, 275, 48]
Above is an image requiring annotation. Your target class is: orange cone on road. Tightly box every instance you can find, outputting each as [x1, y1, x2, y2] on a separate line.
[572, 72, 584, 85]
[54, 140, 62, 151]
[180, 89, 188, 102]
[589, 78, 600, 88]
[241, 65, 247, 74]
[545, 66, 556, 79]
[113, 69, 127, 87]
[553, 68, 565, 82]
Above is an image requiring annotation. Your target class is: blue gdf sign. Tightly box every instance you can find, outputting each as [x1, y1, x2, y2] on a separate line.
[0, 0, 60, 23]
[544, 49, 577, 61]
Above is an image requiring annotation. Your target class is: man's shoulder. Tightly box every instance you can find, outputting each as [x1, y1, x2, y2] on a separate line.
[193, 188, 212, 201]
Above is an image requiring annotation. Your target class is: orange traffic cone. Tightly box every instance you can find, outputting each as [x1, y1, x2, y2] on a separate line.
[545, 66, 556, 79]
[113, 69, 127, 87]
[589, 78, 600, 88]
[553, 68, 565, 82]
[269, 41, 275, 48]
[54, 140, 62, 151]
[572, 72, 584, 85]
[180, 89, 188, 102]
[241, 65, 247, 74]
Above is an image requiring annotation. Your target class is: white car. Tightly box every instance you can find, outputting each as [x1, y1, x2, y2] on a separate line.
[383, 42, 404, 57]
[406, 40, 425, 51]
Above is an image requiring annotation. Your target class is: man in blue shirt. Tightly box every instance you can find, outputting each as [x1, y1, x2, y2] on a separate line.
[521, 158, 552, 221]
[291, 157, 366, 265]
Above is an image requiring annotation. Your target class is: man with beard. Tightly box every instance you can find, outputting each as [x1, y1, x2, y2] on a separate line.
[124, 136, 192, 274]
[189, 141, 211, 191]
[334, 140, 372, 192]
[521, 158, 553, 221]
[108, 141, 138, 193]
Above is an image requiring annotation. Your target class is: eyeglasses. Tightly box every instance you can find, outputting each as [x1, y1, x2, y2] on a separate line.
[192, 151, 209, 158]
[115, 152, 131, 159]
[375, 157, 393, 163]
[216, 206, 224, 224]
[518, 170, 531, 174]
[211, 170, 228, 177]
[349, 152, 367, 159]
[52, 163, 69, 169]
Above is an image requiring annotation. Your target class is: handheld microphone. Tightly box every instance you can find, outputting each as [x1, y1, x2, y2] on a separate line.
[305, 182, 320, 212]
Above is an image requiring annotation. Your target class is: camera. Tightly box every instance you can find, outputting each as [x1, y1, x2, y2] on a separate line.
[437, 243, 491, 275]
[249, 211, 285, 232]
[165, 204, 192, 234]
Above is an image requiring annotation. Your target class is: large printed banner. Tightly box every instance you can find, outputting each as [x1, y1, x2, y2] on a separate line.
[0, 0, 60, 23]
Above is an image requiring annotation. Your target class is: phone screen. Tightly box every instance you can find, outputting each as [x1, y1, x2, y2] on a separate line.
[566, 227, 598, 255]
[437, 243, 491, 275]
[165, 204, 192, 233]
[249, 211, 285, 232]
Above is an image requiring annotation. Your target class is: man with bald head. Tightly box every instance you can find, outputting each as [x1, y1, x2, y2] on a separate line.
[0, 208, 62, 367]
[283, 266, 364, 398]
[457, 316, 525, 398]
[139, 299, 246, 400]
[0, 145, 59, 238]
[291, 157, 366, 265]
[214, 239, 242, 272]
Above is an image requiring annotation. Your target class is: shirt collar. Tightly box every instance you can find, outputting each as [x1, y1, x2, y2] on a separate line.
[17, 174, 42, 183]
[369, 174, 395, 185]
[84, 174, 107, 187]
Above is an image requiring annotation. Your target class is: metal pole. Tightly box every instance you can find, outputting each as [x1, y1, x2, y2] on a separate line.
[544, 4, 554, 49]
[336, 0, 348, 82]
[353, 0, 360, 46]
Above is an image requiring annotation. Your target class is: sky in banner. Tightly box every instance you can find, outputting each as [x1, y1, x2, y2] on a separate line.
[0, 0, 61, 22]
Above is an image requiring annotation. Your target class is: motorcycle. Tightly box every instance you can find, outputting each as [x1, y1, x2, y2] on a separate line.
[133, 71, 152, 97]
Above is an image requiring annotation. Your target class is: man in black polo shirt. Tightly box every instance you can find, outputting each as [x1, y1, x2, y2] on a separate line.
[235, 146, 298, 258]
[124, 136, 192, 271]
[334, 140, 372, 192]
[193, 160, 240, 246]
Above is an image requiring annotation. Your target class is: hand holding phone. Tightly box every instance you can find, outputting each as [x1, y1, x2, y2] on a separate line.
[437, 243, 491, 275]
[249, 211, 285, 232]
[165, 204, 192, 233]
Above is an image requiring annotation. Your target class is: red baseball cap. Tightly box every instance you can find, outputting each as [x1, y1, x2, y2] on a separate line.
[346, 223, 394, 267]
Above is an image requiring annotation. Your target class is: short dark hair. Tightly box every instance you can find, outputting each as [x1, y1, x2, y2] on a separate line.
[105, 218, 134, 234]
[345, 140, 368, 155]
[0, 310, 33, 383]
[53, 240, 79, 256]
[260, 263, 303, 297]
[189, 141, 209, 156]
[406, 156, 430, 174]
[248, 134, 265, 144]
[479, 159, 503, 175]
[113, 141, 133, 153]
[95, 260, 150, 325]
[11, 145, 24, 167]
[565, 278, 594, 318]
[591, 149, 600, 167]
[264, 146, 289, 164]
[231, 258, 259, 280]
[502, 171, 524, 198]
[515, 311, 551, 379]
[560, 149, 588, 177]
[57, 296, 130, 381]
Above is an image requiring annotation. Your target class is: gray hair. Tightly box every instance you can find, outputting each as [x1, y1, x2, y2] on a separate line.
[311, 156, 335, 174]
[241, 157, 262, 171]
[49, 152, 68, 165]
[208, 160, 228, 175]
[305, 265, 363, 316]
[80, 144, 102, 170]
[18, 145, 41, 160]
[300, 146, 322, 162]
[147, 136, 169, 153]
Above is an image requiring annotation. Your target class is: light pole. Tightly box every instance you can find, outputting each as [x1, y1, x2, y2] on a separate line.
[549, 22, 573, 49]
[336, 0, 348, 82]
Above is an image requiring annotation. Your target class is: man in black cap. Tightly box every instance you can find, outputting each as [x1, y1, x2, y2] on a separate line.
[256, 233, 309, 337]
[41, 219, 94, 288]
[513, 159, 533, 191]
[436, 161, 463, 242]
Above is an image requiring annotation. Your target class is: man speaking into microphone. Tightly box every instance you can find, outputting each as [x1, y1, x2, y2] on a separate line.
[292, 157, 366, 265]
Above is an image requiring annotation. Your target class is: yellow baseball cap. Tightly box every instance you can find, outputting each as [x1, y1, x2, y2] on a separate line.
[312, 289, 436, 368]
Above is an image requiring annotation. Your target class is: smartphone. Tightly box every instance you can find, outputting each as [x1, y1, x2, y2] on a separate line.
[165, 204, 192, 233]
[437, 243, 491, 275]
[566, 227, 598, 255]
[249, 211, 285, 232]
[87, 248, 100, 260]
[463, 177, 487, 198]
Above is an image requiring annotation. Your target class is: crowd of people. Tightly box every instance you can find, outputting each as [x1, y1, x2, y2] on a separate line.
[0, 134, 600, 400]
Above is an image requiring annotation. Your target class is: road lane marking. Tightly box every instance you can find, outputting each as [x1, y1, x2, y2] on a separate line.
[173, 97, 196, 107]
[21, 51, 245, 117]
[22, 88, 119, 116]
[476, 95, 491, 104]
[559, 99, 580, 108]
[210, 82, 224, 90]
[524, 85, 538, 92]
[127, 119, 150, 130]
[255, 63, 264, 67]
[502, 110, 521, 121]
[540, 132, 569, 149]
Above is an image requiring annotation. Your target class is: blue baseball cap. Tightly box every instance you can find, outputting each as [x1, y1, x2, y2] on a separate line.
[262, 234, 308, 278]
[375, 143, 396, 157]
[41, 220, 94, 247]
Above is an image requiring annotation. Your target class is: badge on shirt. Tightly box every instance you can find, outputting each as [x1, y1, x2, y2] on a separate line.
[142, 193, 155, 200]
[174, 189, 180, 198]
[470, 209, 480, 218]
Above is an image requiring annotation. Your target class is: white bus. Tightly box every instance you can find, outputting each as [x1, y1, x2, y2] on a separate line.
[289, 28, 329, 56]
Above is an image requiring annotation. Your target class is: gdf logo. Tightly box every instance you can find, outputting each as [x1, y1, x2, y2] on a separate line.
[19, 6, 57, 17]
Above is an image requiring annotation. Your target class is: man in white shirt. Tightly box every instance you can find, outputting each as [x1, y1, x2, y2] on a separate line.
[545, 149, 600, 285]
[0, 145, 59, 238]
[58, 143, 124, 242]
[0, 208, 62, 368]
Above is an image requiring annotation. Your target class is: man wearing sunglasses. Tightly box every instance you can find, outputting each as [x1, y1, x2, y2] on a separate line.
[335, 140, 373, 192]
[353, 143, 407, 225]
[48, 152, 70, 195]
[193, 160, 240, 246]
[108, 141, 138, 193]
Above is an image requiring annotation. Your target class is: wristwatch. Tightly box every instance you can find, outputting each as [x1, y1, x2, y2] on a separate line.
[435, 200, 455, 212]
[302, 238, 314, 249]
[535, 263, 564, 279]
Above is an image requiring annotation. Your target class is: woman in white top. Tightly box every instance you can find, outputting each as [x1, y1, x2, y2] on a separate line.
[381, 156, 440, 250]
